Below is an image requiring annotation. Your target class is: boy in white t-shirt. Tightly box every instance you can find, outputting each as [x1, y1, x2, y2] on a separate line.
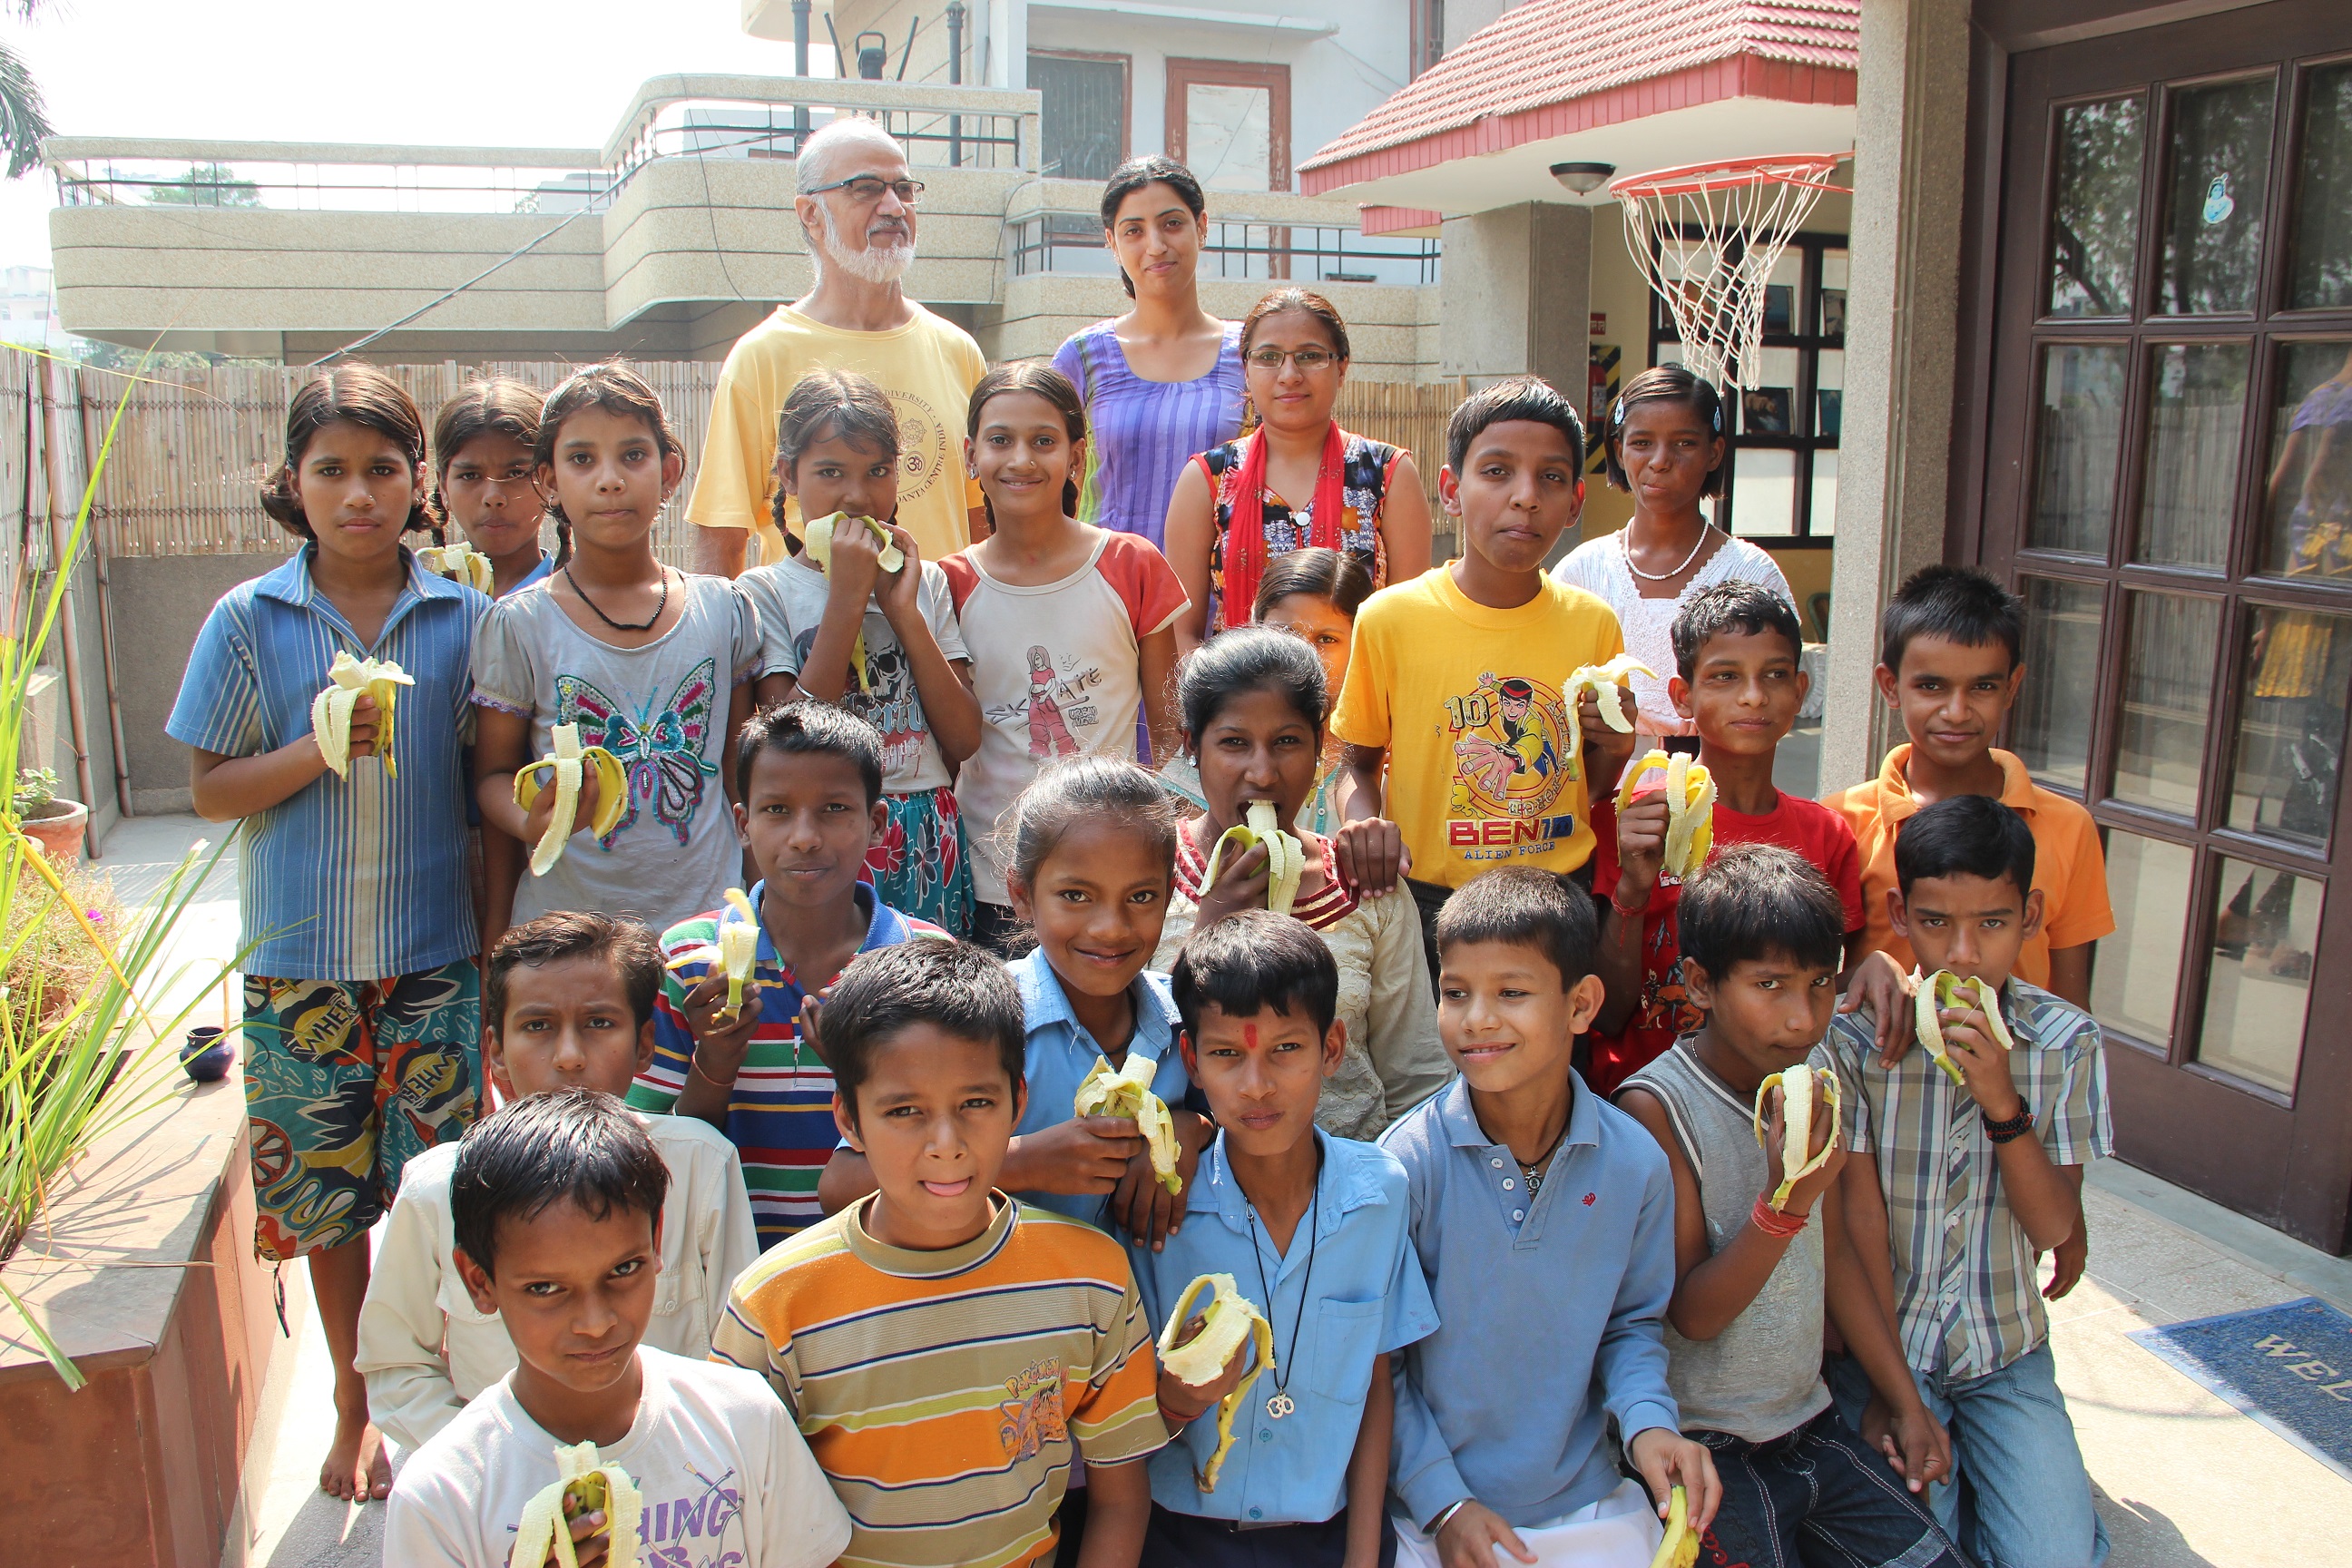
[384, 1090, 849, 1568]
[358, 913, 760, 1454]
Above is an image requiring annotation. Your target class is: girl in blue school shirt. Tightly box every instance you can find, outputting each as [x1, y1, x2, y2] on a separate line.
[167, 364, 487, 1508]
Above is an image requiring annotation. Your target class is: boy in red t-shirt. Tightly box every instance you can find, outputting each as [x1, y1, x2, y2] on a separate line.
[1586, 582, 1863, 1093]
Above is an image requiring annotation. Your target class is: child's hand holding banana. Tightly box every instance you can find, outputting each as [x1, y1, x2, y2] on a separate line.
[1756, 1067, 1844, 1216]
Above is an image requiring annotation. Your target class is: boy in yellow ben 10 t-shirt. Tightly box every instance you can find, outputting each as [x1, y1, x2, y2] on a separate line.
[1331, 377, 1636, 984]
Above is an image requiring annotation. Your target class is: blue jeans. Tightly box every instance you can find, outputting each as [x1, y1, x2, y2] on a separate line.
[1692, 1408, 1967, 1568]
[1827, 1348, 2107, 1568]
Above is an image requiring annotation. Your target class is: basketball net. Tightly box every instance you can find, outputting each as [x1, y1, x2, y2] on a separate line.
[1611, 154, 1847, 393]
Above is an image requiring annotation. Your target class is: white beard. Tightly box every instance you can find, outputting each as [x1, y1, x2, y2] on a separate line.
[818, 202, 916, 284]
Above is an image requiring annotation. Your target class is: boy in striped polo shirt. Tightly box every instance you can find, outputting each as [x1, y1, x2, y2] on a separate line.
[713, 939, 1168, 1568]
[631, 702, 946, 1246]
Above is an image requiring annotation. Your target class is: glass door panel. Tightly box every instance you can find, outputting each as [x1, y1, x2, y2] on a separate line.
[2258, 338, 2352, 576]
[1809, 451, 1838, 537]
[2112, 590, 2222, 814]
[1818, 250, 1849, 338]
[2156, 74, 2278, 315]
[2227, 605, 2352, 848]
[2015, 576, 2105, 791]
[2134, 341, 2251, 567]
[1728, 449, 1798, 536]
[2046, 95, 2146, 318]
[2030, 343, 2130, 554]
[2286, 63, 2352, 310]
[2092, 829, 2197, 1047]
[2197, 857, 2322, 1093]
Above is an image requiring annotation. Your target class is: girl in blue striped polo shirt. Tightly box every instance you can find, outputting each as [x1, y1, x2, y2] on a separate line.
[169, 364, 490, 1505]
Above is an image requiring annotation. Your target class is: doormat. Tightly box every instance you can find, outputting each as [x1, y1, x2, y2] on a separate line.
[2129, 1297, 2352, 1482]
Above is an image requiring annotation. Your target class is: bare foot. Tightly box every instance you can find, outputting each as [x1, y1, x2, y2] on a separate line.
[321, 1406, 392, 1502]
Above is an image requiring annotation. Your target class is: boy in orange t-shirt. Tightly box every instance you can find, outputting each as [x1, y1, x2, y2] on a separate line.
[1828, 564, 2112, 1296]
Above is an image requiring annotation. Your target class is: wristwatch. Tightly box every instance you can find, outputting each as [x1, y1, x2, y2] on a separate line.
[1981, 1105, 2035, 1144]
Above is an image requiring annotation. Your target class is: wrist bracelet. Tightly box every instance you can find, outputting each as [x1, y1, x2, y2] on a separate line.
[1751, 1196, 1808, 1238]
[1426, 1500, 1472, 1536]
[1611, 892, 1650, 920]
[1982, 1105, 2035, 1144]
[689, 1057, 736, 1093]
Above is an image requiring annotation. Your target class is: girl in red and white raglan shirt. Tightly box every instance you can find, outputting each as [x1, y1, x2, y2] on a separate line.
[941, 363, 1187, 952]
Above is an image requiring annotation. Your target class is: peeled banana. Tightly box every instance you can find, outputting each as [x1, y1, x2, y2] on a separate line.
[508, 1440, 642, 1568]
[1073, 1053, 1183, 1195]
[311, 652, 414, 779]
[1200, 799, 1304, 916]
[1645, 1485, 1699, 1568]
[1912, 970, 2016, 1086]
[1566, 654, 1656, 735]
[1613, 749, 1718, 881]
[665, 888, 763, 1027]
[1751, 1062, 1843, 1210]
[800, 512, 906, 695]
[417, 542, 496, 594]
[1157, 1272, 1276, 1493]
[514, 722, 629, 876]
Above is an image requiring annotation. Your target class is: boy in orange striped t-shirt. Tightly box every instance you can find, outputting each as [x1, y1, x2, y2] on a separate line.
[713, 939, 1167, 1568]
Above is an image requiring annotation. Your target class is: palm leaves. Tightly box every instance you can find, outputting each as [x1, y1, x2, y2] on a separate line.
[0, 3, 52, 182]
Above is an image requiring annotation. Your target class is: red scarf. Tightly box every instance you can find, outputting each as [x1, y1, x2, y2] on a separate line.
[1218, 421, 1348, 631]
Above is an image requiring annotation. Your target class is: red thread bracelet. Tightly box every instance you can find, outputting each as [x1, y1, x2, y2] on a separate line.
[1751, 1197, 1808, 1238]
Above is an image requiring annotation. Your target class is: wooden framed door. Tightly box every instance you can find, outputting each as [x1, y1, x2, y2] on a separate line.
[1976, 0, 2352, 1247]
[1165, 59, 1291, 193]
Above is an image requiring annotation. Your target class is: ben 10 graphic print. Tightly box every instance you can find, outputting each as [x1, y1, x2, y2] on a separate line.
[1447, 671, 1581, 858]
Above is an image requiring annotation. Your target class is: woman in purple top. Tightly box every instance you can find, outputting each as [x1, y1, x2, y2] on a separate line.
[1052, 156, 1247, 550]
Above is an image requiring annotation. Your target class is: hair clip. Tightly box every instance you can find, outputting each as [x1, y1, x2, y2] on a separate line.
[1613, 397, 1628, 425]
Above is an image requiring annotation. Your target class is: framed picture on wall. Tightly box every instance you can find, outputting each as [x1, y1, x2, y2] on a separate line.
[1818, 289, 1847, 338]
[1817, 388, 1843, 439]
[1742, 387, 1793, 434]
[1762, 284, 1795, 335]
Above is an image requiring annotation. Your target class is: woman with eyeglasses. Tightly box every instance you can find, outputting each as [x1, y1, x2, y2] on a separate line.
[1050, 156, 1247, 553]
[1163, 288, 1433, 652]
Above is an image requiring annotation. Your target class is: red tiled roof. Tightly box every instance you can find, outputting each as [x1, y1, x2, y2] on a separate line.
[1299, 0, 1859, 190]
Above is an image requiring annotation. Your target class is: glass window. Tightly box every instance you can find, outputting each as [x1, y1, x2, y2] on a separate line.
[1031, 54, 1126, 182]
[2134, 341, 2250, 568]
[1818, 250, 1849, 339]
[2046, 95, 2145, 318]
[1729, 449, 1798, 536]
[2092, 830, 2196, 1048]
[1740, 348, 1802, 435]
[1809, 450, 1838, 538]
[2015, 576, 2104, 793]
[2112, 590, 2221, 815]
[2258, 338, 2352, 578]
[2196, 858, 2321, 1094]
[2227, 604, 2352, 849]
[2030, 343, 2130, 554]
[1186, 85, 1272, 192]
[2156, 74, 2277, 315]
[1817, 348, 1845, 442]
[2286, 63, 2352, 310]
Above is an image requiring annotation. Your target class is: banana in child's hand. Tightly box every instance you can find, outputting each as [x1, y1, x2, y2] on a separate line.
[665, 888, 762, 1026]
[1751, 1062, 1842, 1210]
[417, 542, 497, 594]
[1566, 654, 1656, 736]
[1912, 970, 2015, 1086]
[1200, 799, 1304, 915]
[1157, 1272, 1275, 1492]
[800, 512, 906, 694]
[1645, 1485, 1700, 1568]
[508, 1440, 642, 1568]
[1073, 1053, 1182, 1194]
[310, 652, 414, 779]
[513, 722, 630, 876]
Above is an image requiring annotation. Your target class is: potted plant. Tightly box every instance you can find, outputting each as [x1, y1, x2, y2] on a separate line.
[12, 768, 85, 864]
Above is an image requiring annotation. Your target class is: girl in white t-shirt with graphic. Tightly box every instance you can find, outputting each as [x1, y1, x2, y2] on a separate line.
[939, 363, 1188, 951]
[1553, 364, 1794, 750]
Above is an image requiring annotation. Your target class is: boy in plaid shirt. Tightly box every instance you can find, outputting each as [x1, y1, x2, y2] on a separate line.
[1826, 796, 2112, 1568]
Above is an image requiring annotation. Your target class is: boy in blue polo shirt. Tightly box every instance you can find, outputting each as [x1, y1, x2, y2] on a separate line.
[169, 367, 489, 1504]
[1134, 912, 1436, 1567]
[630, 702, 945, 1247]
[1383, 869, 1719, 1568]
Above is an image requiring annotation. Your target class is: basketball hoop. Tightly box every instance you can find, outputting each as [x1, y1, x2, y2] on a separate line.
[1610, 152, 1849, 394]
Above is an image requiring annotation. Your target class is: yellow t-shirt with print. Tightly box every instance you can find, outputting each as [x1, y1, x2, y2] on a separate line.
[689, 303, 988, 567]
[1330, 565, 1625, 888]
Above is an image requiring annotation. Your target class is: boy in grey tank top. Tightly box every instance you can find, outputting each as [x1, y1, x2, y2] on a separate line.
[1616, 847, 1968, 1568]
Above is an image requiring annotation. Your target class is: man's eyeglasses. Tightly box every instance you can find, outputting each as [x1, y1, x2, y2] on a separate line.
[804, 174, 926, 205]
[1244, 347, 1340, 373]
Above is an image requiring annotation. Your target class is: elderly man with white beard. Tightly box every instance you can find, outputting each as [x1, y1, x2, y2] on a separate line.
[689, 118, 990, 575]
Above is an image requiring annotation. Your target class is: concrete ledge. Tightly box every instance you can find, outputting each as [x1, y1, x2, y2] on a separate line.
[0, 1062, 282, 1567]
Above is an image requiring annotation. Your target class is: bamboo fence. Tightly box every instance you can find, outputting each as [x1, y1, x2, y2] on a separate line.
[1, 349, 1465, 565]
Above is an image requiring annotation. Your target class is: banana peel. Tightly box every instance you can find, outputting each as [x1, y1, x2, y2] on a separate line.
[1566, 654, 1656, 735]
[1157, 1272, 1275, 1493]
[1200, 799, 1304, 916]
[1913, 970, 2016, 1087]
[514, 722, 629, 876]
[310, 652, 415, 779]
[665, 888, 763, 1027]
[1646, 1485, 1699, 1568]
[1613, 749, 1717, 880]
[1751, 1061, 1842, 1211]
[800, 512, 906, 695]
[417, 542, 497, 594]
[1073, 1053, 1183, 1195]
[508, 1439, 642, 1568]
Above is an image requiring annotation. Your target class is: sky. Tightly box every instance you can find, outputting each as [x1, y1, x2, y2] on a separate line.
[0, 0, 839, 271]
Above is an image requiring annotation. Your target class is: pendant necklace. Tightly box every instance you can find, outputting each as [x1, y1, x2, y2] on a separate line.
[1242, 1154, 1320, 1420]
[1622, 524, 1711, 583]
[566, 564, 671, 633]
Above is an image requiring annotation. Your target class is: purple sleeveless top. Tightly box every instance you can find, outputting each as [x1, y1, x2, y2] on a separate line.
[1052, 320, 1246, 549]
